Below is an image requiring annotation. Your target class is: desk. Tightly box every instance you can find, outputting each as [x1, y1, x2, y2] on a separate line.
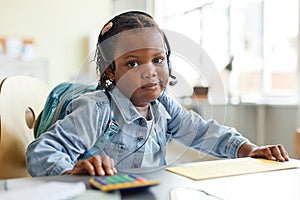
[1, 159, 300, 200]
[123, 161, 300, 200]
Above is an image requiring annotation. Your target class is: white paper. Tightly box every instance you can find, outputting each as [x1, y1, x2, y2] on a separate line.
[0, 181, 86, 200]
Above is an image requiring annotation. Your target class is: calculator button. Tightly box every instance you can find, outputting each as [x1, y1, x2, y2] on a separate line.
[89, 174, 159, 192]
[129, 174, 145, 182]
[135, 177, 146, 182]
[105, 176, 119, 184]
[94, 177, 107, 185]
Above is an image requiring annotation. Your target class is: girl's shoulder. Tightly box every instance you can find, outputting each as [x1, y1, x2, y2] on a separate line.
[158, 91, 181, 106]
[71, 89, 111, 110]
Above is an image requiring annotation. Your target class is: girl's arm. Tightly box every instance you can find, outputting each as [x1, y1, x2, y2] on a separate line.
[26, 92, 111, 176]
[159, 93, 289, 161]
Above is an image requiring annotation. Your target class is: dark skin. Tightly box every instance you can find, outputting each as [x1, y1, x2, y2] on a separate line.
[64, 31, 289, 176]
[238, 142, 289, 162]
[63, 155, 117, 176]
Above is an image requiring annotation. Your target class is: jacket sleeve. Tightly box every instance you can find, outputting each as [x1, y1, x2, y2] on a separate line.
[26, 92, 110, 176]
[159, 93, 249, 158]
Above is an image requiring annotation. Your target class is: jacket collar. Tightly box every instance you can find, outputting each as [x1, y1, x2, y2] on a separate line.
[109, 87, 171, 124]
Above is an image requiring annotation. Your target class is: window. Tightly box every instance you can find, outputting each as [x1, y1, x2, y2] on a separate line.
[155, 0, 298, 98]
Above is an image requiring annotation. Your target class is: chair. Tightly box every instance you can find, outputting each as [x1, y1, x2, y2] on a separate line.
[0, 76, 49, 179]
[295, 128, 300, 159]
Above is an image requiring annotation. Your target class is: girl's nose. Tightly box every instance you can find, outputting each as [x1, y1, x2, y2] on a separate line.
[141, 63, 157, 78]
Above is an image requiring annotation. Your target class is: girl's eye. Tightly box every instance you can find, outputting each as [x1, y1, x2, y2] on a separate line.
[127, 61, 139, 68]
[153, 57, 164, 64]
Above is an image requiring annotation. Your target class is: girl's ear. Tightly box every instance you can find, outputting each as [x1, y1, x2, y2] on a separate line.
[100, 64, 116, 91]
[104, 64, 115, 80]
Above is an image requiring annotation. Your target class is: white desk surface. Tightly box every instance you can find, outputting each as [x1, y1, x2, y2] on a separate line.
[1, 158, 300, 200]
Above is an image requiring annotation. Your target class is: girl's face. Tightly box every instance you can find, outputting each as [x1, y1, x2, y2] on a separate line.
[110, 30, 169, 107]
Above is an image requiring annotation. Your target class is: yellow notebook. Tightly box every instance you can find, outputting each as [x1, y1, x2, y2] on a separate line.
[165, 158, 300, 180]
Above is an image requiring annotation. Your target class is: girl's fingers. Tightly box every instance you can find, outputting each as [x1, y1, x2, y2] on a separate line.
[70, 155, 117, 176]
[250, 144, 289, 162]
[90, 155, 105, 176]
[277, 144, 289, 161]
[101, 155, 117, 175]
[71, 160, 95, 175]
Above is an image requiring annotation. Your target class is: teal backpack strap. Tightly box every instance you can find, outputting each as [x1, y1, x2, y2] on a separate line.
[78, 90, 120, 160]
[34, 82, 97, 138]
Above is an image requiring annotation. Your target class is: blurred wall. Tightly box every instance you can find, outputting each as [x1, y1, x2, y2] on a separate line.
[0, 0, 112, 85]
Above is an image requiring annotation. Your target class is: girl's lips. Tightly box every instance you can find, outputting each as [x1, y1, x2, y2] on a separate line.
[141, 82, 159, 89]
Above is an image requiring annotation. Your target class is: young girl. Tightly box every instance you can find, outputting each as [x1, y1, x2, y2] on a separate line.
[26, 11, 289, 177]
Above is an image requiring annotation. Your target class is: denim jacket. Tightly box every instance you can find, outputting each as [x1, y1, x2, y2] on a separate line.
[26, 87, 248, 176]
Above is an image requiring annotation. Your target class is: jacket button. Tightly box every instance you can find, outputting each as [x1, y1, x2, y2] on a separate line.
[138, 119, 144, 126]
[137, 136, 144, 141]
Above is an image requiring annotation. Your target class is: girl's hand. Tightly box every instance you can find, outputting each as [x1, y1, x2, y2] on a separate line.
[64, 155, 117, 176]
[238, 142, 289, 162]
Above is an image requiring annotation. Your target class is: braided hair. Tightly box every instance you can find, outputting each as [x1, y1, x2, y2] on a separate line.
[95, 11, 164, 91]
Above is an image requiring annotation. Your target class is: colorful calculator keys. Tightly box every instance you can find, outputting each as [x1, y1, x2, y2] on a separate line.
[89, 174, 160, 192]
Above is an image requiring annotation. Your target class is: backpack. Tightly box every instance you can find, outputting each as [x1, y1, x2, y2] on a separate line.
[33, 82, 120, 160]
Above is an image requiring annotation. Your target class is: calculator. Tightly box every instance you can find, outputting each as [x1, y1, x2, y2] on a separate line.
[89, 174, 160, 192]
